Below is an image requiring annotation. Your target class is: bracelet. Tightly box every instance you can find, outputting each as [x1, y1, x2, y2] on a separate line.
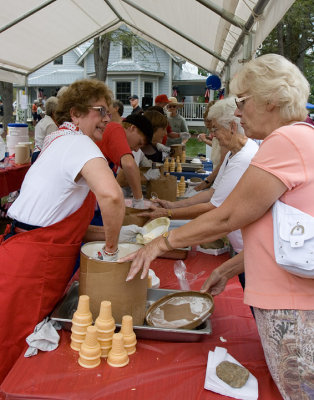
[162, 231, 175, 251]
[103, 248, 119, 256]
[167, 209, 172, 219]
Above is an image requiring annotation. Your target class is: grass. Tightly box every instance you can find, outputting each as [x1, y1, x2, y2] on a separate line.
[185, 137, 206, 157]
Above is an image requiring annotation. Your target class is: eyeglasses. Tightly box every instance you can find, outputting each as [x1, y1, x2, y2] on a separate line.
[88, 106, 111, 119]
[235, 95, 252, 110]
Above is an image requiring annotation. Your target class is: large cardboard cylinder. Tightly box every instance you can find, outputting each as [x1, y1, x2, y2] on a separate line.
[79, 242, 147, 325]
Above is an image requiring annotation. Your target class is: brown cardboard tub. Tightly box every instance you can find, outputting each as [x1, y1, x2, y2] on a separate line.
[79, 242, 147, 325]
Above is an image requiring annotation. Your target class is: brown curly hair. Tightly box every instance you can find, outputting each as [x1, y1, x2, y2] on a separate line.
[55, 79, 113, 125]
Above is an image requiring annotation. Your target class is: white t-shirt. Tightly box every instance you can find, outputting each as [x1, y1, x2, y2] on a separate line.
[34, 115, 58, 151]
[210, 138, 259, 253]
[8, 135, 105, 226]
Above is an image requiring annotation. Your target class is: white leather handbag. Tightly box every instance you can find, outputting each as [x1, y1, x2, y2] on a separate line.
[272, 199, 314, 278]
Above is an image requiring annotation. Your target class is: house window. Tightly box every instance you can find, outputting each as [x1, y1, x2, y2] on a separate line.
[144, 82, 153, 98]
[53, 56, 63, 65]
[116, 82, 131, 104]
[122, 41, 132, 59]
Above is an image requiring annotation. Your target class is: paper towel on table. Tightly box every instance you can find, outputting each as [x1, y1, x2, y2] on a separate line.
[204, 347, 258, 400]
[24, 317, 61, 357]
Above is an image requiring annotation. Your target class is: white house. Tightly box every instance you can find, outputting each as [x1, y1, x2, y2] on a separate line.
[16, 29, 208, 125]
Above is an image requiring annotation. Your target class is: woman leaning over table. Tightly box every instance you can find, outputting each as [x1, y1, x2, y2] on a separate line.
[0, 79, 124, 383]
[120, 54, 314, 399]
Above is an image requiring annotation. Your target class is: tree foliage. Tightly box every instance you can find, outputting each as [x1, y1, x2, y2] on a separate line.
[257, 0, 314, 102]
[94, 27, 157, 81]
[0, 82, 14, 131]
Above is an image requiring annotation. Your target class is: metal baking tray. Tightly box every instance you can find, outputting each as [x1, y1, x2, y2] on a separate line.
[181, 162, 204, 172]
[51, 281, 212, 342]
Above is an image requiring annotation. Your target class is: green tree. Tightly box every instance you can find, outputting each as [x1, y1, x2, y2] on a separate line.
[94, 27, 158, 82]
[0, 82, 14, 132]
[257, 0, 314, 102]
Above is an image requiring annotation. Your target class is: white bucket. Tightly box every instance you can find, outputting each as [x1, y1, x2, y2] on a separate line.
[6, 135, 30, 155]
[7, 123, 28, 137]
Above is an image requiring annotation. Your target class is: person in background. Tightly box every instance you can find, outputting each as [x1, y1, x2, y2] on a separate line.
[194, 101, 228, 191]
[96, 114, 153, 210]
[166, 97, 190, 146]
[36, 102, 44, 121]
[155, 94, 182, 144]
[31, 96, 59, 163]
[0, 78, 124, 384]
[116, 111, 167, 196]
[31, 100, 38, 126]
[120, 54, 314, 400]
[129, 95, 143, 115]
[305, 112, 314, 126]
[110, 99, 124, 123]
[141, 110, 168, 162]
[56, 86, 68, 98]
[0, 99, 3, 122]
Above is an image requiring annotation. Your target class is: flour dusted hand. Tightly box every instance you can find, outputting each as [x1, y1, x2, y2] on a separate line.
[119, 225, 144, 243]
[132, 197, 145, 209]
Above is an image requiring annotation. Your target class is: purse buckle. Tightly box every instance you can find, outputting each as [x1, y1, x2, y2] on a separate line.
[290, 223, 305, 247]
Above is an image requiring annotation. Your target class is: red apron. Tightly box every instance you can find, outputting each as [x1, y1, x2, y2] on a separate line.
[0, 191, 95, 383]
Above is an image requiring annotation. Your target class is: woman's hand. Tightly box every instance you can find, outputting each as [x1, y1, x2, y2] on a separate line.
[138, 206, 167, 219]
[151, 198, 173, 209]
[194, 180, 210, 192]
[200, 268, 228, 296]
[118, 236, 166, 280]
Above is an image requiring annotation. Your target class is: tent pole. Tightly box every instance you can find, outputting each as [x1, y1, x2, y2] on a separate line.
[195, 0, 245, 28]
[0, 0, 56, 34]
[120, 0, 226, 62]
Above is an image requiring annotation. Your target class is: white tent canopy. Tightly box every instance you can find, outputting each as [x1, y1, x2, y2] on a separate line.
[0, 0, 295, 85]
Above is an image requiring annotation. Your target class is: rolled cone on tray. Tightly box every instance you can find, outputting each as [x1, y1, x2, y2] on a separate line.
[107, 333, 129, 367]
[70, 295, 93, 351]
[120, 315, 137, 355]
[95, 300, 116, 358]
[78, 325, 101, 368]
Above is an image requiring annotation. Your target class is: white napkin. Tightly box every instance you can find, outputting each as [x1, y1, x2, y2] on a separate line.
[204, 347, 258, 400]
[24, 317, 61, 357]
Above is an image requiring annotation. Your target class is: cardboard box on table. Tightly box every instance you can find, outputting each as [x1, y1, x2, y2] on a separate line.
[79, 242, 147, 326]
[146, 174, 177, 201]
[123, 207, 149, 227]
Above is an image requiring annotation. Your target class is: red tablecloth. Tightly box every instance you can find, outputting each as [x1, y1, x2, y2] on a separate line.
[0, 251, 282, 400]
[0, 163, 30, 198]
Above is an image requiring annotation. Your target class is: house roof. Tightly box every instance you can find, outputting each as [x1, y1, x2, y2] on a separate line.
[173, 70, 205, 82]
[27, 69, 84, 86]
[107, 60, 163, 73]
[0, 0, 295, 85]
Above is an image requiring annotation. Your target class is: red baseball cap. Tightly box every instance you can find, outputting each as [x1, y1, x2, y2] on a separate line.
[155, 94, 170, 104]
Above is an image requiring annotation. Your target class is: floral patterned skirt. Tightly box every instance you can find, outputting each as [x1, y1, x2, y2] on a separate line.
[254, 308, 314, 400]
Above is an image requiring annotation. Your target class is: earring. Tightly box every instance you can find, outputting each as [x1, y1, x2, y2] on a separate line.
[75, 122, 79, 131]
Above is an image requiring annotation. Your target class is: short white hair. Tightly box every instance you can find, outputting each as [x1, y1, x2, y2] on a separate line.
[207, 97, 244, 134]
[230, 54, 310, 122]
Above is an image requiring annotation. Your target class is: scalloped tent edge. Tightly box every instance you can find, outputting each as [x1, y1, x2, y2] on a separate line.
[0, 0, 295, 89]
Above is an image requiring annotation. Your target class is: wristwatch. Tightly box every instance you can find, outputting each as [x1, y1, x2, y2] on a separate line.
[162, 231, 174, 251]
[167, 209, 172, 219]
[204, 177, 210, 184]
